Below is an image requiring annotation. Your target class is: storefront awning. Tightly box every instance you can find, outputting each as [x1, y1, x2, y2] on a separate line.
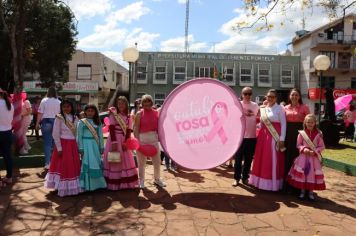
[308, 88, 356, 100]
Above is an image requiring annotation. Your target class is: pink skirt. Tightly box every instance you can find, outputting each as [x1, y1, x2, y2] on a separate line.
[288, 154, 326, 191]
[103, 132, 138, 190]
[44, 139, 82, 197]
[249, 122, 285, 191]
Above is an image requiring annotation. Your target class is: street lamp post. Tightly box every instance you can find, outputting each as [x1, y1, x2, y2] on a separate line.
[122, 47, 139, 105]
[313, 55, 331, 125]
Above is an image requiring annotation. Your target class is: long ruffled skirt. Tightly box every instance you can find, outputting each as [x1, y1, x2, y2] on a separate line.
[44, 139, 82, 197]
[103, 132, 138, 190]
[287, 154, 326, 191]
[249, 122, 285, 191]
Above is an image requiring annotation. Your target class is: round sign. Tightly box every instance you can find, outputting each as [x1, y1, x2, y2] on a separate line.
[158, 78, 245, 170]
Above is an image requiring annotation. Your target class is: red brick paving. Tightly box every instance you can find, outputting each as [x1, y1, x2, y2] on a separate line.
[0, 166, 355, 235]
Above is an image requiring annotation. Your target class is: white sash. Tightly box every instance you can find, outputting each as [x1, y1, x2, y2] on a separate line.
[298, 130, 322, 161]
[260, 108, 286, 152]
[56, 114, 76, 136]
[81, 118, 99, 145]
[112, 112, 128, 136]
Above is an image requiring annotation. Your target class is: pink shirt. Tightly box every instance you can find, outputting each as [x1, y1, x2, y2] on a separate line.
[139, 108, 159, 133]
[284, 104, 310, 123]
[241, 100, 259, 138]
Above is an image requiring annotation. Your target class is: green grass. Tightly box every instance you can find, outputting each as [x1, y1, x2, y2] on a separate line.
[323, 141, 356, 166]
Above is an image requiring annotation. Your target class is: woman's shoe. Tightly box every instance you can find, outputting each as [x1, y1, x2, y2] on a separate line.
[308, 191, 315, 201]
[298, 190, 305, 199]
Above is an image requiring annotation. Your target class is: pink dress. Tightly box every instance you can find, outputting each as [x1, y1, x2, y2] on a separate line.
[249, 104, 286, 191]
[287, 129, 326, 191]
[103, 110, 138, 190]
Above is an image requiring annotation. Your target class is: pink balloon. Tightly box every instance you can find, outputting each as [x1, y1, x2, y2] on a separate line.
[102, 125, 109, 133]
[103, 117, 110, 126]
[125, 137, 140, 150]
[138, 144, 158, 157]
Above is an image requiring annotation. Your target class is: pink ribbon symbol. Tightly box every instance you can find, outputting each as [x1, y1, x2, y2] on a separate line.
[206, 102, 228, 144]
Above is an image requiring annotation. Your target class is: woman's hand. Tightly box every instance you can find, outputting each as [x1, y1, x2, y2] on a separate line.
[278, 141, 285, 150]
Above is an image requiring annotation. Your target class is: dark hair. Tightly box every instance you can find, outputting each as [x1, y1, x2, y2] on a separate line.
[84, 104, 100, 125]
[267, 89, 277, 96]
[115, 96, 129, 115]
[60, 99, 76, 123]
[287, 88, 303, 105]
[0, 90, 12, 110]
[46, 86, 57, 98]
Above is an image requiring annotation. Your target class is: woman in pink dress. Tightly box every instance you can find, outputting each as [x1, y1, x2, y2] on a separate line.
[288, 114, 325, 200]
[249, 89, 286, 191]
[103, 96, 138, 190]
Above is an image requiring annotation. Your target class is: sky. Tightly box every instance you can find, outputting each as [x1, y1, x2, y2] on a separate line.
[64, 0, 355, 66]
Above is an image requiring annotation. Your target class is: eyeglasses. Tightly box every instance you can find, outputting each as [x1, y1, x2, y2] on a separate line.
[243, 93, 252, 96]
[267, 95, 276, 98]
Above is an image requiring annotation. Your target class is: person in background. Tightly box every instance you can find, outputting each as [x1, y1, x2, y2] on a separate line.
[0, 88, 14, 187]
[134, 95, 166, 189]
[283, 88, 310, 192]
[344, 104, 355, 141]
[32, 96, 41, 140]
[35, 87, 61, 170]
[232, 87, 259, 186]
[249, 89, 286, 191]
[19, 93, 32, 155]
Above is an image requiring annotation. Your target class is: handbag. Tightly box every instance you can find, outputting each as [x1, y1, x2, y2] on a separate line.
[107, 151, 121, 163]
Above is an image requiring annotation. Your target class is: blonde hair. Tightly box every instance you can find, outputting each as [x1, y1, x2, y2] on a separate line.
[303, 114, 317, 129]
[141, 94, 153, 106]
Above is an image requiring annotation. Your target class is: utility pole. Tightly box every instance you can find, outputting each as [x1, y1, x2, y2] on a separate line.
[185, 0, 190, 53]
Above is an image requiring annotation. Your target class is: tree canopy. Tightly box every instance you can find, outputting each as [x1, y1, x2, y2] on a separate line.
[0, 0, 77, 92]
[235, 0, 355, 31]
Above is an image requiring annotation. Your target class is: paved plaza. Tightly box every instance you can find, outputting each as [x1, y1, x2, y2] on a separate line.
[0, 165, 355, 236]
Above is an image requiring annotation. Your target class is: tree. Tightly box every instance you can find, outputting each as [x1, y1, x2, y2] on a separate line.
[0, 0, 77, 90]
[25, 0, 77, 86]
[234, 0, 354, 31]
[0, 0, 77, 150]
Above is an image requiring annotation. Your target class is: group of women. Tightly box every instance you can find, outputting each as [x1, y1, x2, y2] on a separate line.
[0, 85, 327, 200]
[237, 88, 326, 200]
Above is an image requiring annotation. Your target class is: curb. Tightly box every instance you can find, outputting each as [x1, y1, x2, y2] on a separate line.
[322, 157, 356, 176]
[0, 155, 44, 169]
[2, 155, 356, 177]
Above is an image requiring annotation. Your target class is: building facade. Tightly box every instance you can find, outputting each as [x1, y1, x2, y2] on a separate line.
[292, 13, 356, 114]
[131, 52, 300, 105]
[23, 50, 129, 111]
[67, 50, 129, 110]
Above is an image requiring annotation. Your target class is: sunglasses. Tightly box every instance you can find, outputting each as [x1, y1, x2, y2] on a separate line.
[267, 95, 276, 98]
[243, 93, 252, 96]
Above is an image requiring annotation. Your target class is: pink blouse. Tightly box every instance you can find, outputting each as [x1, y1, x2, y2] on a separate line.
[284, 104, 310, 123]
[139, 108, 159, 133]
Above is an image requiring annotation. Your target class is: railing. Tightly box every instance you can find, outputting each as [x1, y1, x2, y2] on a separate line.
[311, 34, 356, 46]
